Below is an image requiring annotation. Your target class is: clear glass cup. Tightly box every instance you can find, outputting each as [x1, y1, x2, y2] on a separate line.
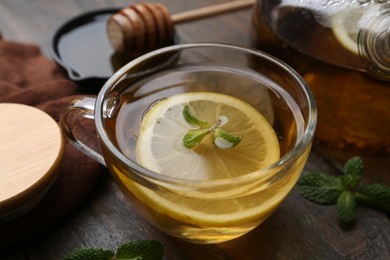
[61, 43, 317, 244]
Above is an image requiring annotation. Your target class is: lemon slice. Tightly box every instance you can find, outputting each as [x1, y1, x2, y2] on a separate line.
[126, 92, 282, 227]
[136, 92, 280, 180]
[331, 7, 364, 55]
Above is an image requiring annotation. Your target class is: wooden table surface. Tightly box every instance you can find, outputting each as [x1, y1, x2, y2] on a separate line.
[0, 0, 389, 259]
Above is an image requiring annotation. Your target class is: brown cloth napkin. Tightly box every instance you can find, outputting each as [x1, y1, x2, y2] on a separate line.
[0, 37, 107, 248]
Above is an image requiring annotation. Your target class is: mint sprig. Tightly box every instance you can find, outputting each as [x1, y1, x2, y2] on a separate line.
[182, 105, 242, 149]
[297, 156, 390, 223]
[64, 240, 164, 260]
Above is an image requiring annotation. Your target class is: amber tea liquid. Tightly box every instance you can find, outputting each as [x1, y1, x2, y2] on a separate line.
[102, 66, 310, 243]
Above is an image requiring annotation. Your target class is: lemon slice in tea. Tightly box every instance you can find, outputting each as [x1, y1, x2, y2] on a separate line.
[131, 92, 281, 226]
[136, 92, 280, 180]
[331, 7, 364, 55]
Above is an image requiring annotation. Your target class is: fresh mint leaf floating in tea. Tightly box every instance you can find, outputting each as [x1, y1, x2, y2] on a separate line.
[183, 105, 242, 149]
[183, 105, 210, 128]
[64, 240, 164, 260]
[183, 128, 213, 149]
[297, 156, 390, 223]
[214, 128, 242, 149]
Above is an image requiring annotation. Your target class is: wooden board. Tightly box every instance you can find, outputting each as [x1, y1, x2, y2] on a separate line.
[0, 0, 388, 259]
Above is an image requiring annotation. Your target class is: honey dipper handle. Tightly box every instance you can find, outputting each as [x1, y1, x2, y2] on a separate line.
[171, 0, 255, 24]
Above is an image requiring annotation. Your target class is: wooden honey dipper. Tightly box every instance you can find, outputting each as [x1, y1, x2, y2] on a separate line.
[107, 0, 255, 53]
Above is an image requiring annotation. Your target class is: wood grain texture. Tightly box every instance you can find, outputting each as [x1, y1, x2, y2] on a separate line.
[0, 104, 63, 220]
[0, 0, 388, 259]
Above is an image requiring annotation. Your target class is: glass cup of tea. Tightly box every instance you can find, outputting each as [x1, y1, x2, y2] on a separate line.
[61, 43, 317, 244]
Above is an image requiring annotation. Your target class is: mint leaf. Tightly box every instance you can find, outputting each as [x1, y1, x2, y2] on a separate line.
[342, 156, 363, 189]
[116, 240, 164, 260]
[298, 156, 390, 225]
[64, 248, 114, 260]
[213, 128, 242, 148]
[336, 191, 357, 223]
[340, 175, 361, 190]
[64, 240, 164, 260]
[297, 172, 344, 204]
[356, 183, 390, 214]
[344, 156, 364, 176]
[183, 105, 210, 128]
[183, 128, 211, 148]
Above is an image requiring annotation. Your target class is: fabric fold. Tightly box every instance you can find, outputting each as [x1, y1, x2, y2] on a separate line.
[0, 38, 106, 248]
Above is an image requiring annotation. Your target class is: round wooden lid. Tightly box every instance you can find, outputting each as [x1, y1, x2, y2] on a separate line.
[0, 104, 64, 221]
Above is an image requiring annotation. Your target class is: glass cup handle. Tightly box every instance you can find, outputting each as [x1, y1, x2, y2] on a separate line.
[60, 97, 106, 166]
